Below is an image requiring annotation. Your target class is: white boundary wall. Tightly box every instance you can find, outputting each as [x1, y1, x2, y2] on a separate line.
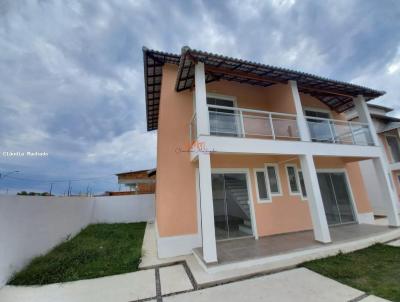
[0, 194, 155, 287]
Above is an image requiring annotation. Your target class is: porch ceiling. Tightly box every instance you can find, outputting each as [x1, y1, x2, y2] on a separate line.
[143, 46, 385, 131]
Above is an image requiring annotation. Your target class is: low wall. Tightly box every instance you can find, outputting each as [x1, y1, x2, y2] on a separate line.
[0, 194, 155, 286]
[92, 194, 155, 223]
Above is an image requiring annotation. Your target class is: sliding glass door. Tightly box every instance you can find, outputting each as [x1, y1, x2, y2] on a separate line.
[211, 173, 253, 240]
[317, 172, 356, 226]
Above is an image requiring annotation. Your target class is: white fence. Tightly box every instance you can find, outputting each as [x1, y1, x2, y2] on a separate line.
[0, 194, 155, 286]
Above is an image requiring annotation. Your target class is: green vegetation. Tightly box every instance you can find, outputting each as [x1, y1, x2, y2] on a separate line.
[301, 243, 400, 302]
[8, 222, 146, 285]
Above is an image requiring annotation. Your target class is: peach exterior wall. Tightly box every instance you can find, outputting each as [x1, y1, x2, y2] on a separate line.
[211, 155, 372, 237]
[156, 64, 197, 237]
[156, 64, 372, 238]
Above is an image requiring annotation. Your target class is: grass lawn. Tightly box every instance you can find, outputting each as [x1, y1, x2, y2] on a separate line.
[8, 222, 146, 286]
[301, 243, 400, 302]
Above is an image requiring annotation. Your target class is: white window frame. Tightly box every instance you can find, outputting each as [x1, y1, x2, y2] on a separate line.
[316, 168, 359, 224]
[303, 107, 333, 118]
[253, 168, 272, 203]
[297, 169, 307, 201]
[385, 134, 400, 163]
[285, 164, 301, 196]
[206, 93, 241, 136]
[264, 163, 282, 196]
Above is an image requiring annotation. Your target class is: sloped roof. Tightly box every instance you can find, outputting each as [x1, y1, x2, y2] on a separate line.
[143, 46, 385, 131]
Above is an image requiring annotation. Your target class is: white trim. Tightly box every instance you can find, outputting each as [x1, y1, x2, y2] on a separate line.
[195, 168, 202, 241]
[285, 164, 301, 196]
[264, 163, 282, 196]
[253, 168, 272, 203]
[198, 153, 218, 263]
[157, 233, 202, 258]
[315, 168, 359, 224]
[194, 62, 210, 136]
[206, 93, 240, 136]
[211, 168, 259, 240]
[384, 134, 400, 164]
[297, 169, 308, 201]
[198, 135, 383, 158]
[303, 106, 333, 118]
[289, 80, 311, 141]
[357, 212, 375, 224]
[206, 92, 237, 104]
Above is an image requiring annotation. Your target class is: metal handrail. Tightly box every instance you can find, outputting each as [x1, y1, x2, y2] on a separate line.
[207, 104, 298, 118]
[305, 115, 369, 126]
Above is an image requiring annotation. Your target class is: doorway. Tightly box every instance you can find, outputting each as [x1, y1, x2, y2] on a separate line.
[317, 171, 357, 226]
[211, 172, 254, 240]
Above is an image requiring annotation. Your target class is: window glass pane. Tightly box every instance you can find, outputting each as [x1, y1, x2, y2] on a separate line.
[386, 136, 400, 162]
[287, 166, 299, 193]
[305, 110, 330, 119]
[267, 166, 279, 193]
[256, 171, 268, 200]
[298, 171, 307, 198]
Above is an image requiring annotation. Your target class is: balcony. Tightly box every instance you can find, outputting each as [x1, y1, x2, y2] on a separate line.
[306, 116, 374, 146]
[190, 105, 375, 147]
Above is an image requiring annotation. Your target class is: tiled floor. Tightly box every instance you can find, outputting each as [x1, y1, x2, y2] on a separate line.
[194, 224, 392, 266]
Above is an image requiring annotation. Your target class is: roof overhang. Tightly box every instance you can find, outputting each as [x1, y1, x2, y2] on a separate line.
[143, 46, 385, 131]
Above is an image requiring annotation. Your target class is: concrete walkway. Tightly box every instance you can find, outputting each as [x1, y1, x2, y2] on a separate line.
[1, 219, 397, 302]
[0, 267, 390, 302]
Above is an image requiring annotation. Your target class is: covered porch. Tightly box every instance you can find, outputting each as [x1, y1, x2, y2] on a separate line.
[193, 223, 398, 270]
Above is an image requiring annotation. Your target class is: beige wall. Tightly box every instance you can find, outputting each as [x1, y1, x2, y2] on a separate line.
[211, 154, 372, 237]
[156, 64, 372, 238]
[156, 64, 197, 237]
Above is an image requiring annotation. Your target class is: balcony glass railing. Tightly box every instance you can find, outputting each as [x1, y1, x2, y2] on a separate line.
[189, 105, 375, 147]
[306, 116, 374, 146]
[208, 105, 300, 140]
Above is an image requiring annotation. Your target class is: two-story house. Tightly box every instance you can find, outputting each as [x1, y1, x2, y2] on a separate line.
[143, 46, 400, 266]
[345, 104, 400, 215]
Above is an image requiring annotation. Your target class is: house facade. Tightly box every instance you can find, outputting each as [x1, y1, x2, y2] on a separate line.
[115, 169, 156, 194]
[143, 46, 400, 263]
[345, 104, 400, 215]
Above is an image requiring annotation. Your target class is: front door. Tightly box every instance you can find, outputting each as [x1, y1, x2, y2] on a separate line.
[211, 173, 253, 240]
[317, 172, 357, 226]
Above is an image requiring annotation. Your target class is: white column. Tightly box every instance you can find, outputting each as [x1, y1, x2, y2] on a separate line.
[300, 154, 331, 243]
[198, 153, 218, 263]
[194, 62, 210, 136]
[372, 156, 400, 226]
[289, 80, 311, 141]
[353, 95, 380, 146]
[354, 95, 399, 224]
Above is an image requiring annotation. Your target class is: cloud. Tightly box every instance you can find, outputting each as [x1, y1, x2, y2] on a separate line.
[0, 0, 399, 194]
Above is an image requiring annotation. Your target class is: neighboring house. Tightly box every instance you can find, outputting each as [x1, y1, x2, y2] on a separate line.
[113, 169, 156, 195]
[143, 46, 400, 263]
[345, 104, 400, 215]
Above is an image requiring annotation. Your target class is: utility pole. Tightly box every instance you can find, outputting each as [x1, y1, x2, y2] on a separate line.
[67, 181, 71, 196]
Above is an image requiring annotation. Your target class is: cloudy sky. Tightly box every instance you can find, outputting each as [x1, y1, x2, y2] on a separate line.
[1, 0, 399, 195]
